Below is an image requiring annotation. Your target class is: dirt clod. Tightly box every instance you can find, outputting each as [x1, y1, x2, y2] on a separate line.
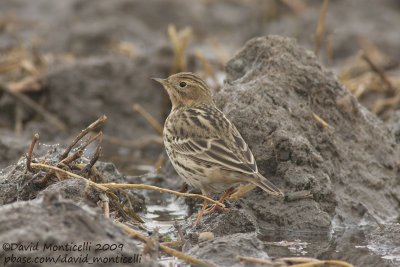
[214, 36, 399, 230]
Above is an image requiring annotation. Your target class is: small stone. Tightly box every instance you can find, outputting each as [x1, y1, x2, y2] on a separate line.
[198, 231, 214, 242]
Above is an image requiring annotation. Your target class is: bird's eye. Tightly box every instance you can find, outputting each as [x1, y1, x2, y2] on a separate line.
[179, 82, 187, 88]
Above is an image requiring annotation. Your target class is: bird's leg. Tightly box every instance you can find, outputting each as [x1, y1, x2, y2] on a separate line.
[228, 184, 257, 202]
[218, 187, 235, 203]
[204, 187, 234, 214]
[194, 199, 208, 227]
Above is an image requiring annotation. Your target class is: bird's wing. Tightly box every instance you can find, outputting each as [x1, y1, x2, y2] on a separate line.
[170, 127, 258, 175]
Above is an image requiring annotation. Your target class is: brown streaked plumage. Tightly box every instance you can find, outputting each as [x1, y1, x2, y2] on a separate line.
[153, 72, 284, 224]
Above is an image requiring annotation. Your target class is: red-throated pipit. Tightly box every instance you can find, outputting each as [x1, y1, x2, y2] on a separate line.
[153, 72, 284, 226]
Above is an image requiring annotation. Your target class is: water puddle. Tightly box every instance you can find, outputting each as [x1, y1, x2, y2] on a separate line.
[264, 239, 309, 256]
[141, 190, 188, 233]
[260, 226, 400, 266]
[363, 244, 400, 264]
[141, 191, 400, 267]
[140, 192, 188, 266]
[114, 160, 400, 266]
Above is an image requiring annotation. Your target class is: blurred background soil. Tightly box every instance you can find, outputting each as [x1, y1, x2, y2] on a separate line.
[0, 0, 399, 266]
[1, 0, 399, 169]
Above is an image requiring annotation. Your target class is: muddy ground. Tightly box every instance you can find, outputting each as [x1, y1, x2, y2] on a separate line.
[0, 0, 399, 266]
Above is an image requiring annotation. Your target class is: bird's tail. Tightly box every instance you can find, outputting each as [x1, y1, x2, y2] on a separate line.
[250, 173, 284, 197]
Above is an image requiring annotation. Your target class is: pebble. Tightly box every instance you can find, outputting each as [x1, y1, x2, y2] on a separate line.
[198, 231, 214, 241]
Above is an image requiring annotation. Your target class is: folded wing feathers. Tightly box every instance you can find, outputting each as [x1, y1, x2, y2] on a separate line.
[206, 138, 257, 174]
[170, 107, 258, 175]
[171, 134, 258, 175]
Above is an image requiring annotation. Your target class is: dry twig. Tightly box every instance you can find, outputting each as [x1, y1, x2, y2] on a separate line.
[132, 104, 163, 135]
[39, 131, 103, 185]
[236, 255, 273, 266]
[280, 257, 321, 264]
[173, 221, 185, 242]
[118, 223, 215, 267]
[110, 40, 136, 58]
[106, 191, 143, 223]
[65, 132, 102, 163]
[280, 0, 307, 15]
[30, 162, 223, 207]
[372, 94, 400, 115]
[207, 38, 230, 68]
[314, 0, 330, 56]
[0, 83, 67, 131]
[25, 116, 144, 224]
[14, 104, 23, 135]
[160, 240, 182, 248]
[30, 163, 109, 191]
[237, 255, 354, 267]
[26, 133, 39, 172]
[312, 112, 330, 129]
[326, 34, 334, 65]
[101, 183, 224, 207]
[340, 38, 398, 81]
[80, 135, 103, 175]
[7, 75, 43, 93]
[361, 51, 396, 96]
[99, 193, 110, 219]
[154, 152, 166, 173]
[194, 50, 218, 85]
[167, 24, 192, 73]
[60, 115, 107, 160]
[289, 260, 353, 267]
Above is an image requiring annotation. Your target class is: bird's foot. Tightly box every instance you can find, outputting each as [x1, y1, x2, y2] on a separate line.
[193, 188, 234, 227]
[193, 199, 208, 228]
[203, 203, 230, 215]
[204, 187, 234, 215]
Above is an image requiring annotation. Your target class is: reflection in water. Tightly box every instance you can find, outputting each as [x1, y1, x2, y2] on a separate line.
[142, 191, 187, 234]
[141, 192, 188, 266]
[260, 225, 400, 267]
[121, 165, 399, 267]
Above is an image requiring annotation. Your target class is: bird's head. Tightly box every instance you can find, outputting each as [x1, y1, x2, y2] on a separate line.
[152, 72, 214, 108]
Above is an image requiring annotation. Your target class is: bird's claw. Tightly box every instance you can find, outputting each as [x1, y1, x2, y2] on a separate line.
[204, 203, 230, 215]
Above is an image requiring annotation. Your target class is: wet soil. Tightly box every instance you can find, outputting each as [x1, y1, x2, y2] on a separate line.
[1, 0, 400, 266]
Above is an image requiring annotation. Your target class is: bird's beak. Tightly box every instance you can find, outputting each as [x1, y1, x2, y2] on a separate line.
[151, 77, 168, 87]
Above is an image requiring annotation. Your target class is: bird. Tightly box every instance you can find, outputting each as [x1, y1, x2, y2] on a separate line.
[153, 72, 284, 226]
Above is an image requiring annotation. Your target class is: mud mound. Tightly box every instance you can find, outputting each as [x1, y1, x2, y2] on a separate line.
[0, 144, 145, 209]
[180, 35, 399, 266]
[0, 194, 155, 267]
[213, 35, 399, 230]
[0, 145, 65, 205]
[0, 140, 151, 266]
